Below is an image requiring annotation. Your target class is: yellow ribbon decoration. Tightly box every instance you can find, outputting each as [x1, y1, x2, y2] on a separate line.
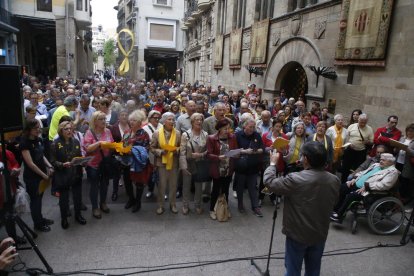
[117, 28, 135, 75]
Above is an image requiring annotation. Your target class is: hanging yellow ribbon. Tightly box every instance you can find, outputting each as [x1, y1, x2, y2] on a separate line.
[117, 28, 135, 75]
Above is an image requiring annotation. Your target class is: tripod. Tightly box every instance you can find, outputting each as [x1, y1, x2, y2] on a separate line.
[1, 131, 53, 273]
[251, 205, 278, 276]
[400, 209, 414, 245]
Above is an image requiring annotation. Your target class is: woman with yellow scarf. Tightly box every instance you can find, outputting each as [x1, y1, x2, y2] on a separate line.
[326, 114, 349, 173]
[150, 112, 181, 215]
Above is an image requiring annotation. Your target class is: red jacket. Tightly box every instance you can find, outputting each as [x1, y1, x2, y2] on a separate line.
[373, 126, 402, 145]
[0, 149, 19, 208]
[207, 133, 238, 179]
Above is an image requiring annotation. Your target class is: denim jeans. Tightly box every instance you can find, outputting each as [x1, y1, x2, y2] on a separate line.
[86, 166, 109, 209]
[24, 177, 44, 228]
[285, 236, 325, 276]
[236, 172, 259, 209]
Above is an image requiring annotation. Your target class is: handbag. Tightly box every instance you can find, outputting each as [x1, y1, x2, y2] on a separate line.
[214, 194, 229, 222]
[185, 132, 211, 182]
[90, 130, 117, 178]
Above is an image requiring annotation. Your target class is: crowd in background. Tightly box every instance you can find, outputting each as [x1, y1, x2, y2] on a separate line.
[1, 72, 413, 238]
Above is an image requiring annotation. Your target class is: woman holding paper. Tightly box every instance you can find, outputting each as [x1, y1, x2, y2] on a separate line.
[83, 111, 114, 219]
[150, 112, 181, 215]
[284, 121, 306, 173]
[326, 114, 349, 173]
[207, 119, 238, 220]
[20, 119, 54, 232]
[259, 120, 289, 205]
[50, 121, 86, 229]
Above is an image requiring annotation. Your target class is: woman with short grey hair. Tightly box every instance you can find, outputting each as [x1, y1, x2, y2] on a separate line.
[326, 114, 349, 172]
[150, 112, 181, 215]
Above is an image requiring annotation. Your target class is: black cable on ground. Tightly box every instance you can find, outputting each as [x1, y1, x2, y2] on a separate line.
[17, 241, 410, 275]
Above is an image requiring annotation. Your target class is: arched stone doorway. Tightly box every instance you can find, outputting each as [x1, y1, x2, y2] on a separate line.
[263, 37, 324, 100]
[279, 61, 308, 101]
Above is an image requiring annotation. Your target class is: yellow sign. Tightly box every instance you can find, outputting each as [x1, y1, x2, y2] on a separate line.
[117, 28, 135, 75]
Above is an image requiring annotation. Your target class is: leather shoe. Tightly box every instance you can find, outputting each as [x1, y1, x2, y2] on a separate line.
[132, 201, 141, 213]
[35, 225, 51, 232]
[100, 203, 110, 213]
[75, 215, 87, 225]
[42, 218, 54, 225]
[92, 208, 102, 219]
[156, 207, 165, 215]
[61, 218, 69, 229]
[170, 205, 178, 214]
[124, 199, 135, 209]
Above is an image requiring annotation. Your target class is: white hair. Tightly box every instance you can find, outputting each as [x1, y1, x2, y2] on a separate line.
[160, 112, 175, 124]
[380, 153, 396, 163]
[334, 114, 344, 121]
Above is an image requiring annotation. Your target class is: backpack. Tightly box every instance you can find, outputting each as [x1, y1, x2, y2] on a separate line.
[214, 194, 229, 222]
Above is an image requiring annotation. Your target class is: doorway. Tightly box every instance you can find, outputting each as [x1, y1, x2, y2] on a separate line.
[279, 61, 308, 101]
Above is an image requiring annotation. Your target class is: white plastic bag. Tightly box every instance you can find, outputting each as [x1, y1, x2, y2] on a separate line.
[15, 187, 30, 214]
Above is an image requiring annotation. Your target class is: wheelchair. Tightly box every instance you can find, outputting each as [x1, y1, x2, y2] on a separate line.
[347, 191, 405, 235]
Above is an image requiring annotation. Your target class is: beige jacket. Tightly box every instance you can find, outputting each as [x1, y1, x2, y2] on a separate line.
[150, 128, 181, 168]
[179, 129, 208, 171]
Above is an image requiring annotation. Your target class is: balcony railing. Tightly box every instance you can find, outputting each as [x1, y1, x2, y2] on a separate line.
[184, 0, 198, 21]
[0, 7, 14, 26]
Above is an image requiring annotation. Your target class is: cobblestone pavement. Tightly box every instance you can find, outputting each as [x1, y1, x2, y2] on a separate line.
[6, 180, 414, 275]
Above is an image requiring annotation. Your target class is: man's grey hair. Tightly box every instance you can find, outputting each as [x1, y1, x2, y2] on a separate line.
[240, 113, 254, 127]
[358, 113, 368, 121]
[214, 102, 226, 110]
[23, 85, 32, 93]
[63, 95, 78, 107]
[380, 153, 396, 164]
[160, 112, 175, 124]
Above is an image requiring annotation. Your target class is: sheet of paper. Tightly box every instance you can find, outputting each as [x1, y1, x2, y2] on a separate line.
[224, 149, 242, 158]
[71, 156, 93, 166]
[272, 137, 289, 150]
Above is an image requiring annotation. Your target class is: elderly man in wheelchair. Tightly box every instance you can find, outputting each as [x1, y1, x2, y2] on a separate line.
[330, 153, 404, 234]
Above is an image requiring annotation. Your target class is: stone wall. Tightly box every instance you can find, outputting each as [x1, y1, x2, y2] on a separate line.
[184, 0, 414, 130]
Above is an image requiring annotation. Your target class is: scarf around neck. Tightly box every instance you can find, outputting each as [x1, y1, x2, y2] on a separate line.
[333, 125, 343, 162]
[159, 125, 176, 170]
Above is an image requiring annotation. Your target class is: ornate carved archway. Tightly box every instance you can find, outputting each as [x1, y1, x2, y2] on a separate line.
[264, 36, 324, 99]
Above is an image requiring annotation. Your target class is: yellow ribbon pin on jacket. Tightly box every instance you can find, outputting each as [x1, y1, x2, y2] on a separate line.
[117, 28, 135, 75]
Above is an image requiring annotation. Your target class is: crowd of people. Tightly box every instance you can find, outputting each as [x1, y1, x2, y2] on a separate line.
[1, 74, 413, 240]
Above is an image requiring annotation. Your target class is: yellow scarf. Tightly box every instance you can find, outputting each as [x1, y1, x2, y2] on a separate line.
[313, 134, 327, 149]
[333, 125, 343, 162]
[289, 136, 302, 164]
[159, 126, 177, 170]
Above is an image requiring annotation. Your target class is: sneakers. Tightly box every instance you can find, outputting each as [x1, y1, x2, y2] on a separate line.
[164, 195, 168, 201]
[254, 207, 263, 217]
[196, 208, 203, 215]
[170, 205, 178, 214]
[233, 191, 237, 199]
[100, 203, 110, 213]
[330, 212, 342, 223]
[210, 211, 217, 220]
[156, 207, 165, 215]
[93, 208, 102, 219]
[146, 192, 153, 199]
[182, 206, 189, 215]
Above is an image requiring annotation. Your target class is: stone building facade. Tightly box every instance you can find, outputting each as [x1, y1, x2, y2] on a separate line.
[115, 0, 184, 81]
[183, 0, 414, 128]
[10, 0, 93, 79]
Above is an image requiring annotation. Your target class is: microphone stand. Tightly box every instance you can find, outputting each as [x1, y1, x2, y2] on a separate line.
[400, 208, 414, 245]
[251, 204, 278, 276]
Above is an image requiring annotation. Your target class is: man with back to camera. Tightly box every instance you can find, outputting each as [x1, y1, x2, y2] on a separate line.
[263, 142, 340, 276]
